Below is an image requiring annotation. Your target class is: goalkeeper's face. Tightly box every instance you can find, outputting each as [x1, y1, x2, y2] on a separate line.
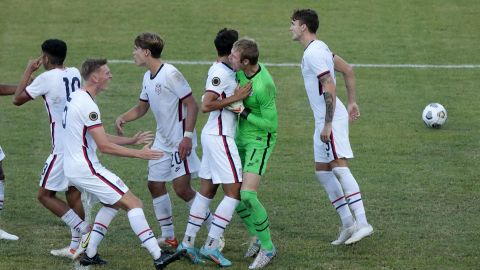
[229, 49, 243, 71]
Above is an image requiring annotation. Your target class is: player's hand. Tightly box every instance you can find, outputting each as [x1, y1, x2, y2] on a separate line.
[26, 56, 42, 74]
[178, 137, 192, 161]
[348, 102, 360, 122]
[225, 100, 245, 114]
[115, 116, 126, 136]
[233, 81, 252, 100]
[320, 124, 332, 143]
[139, 142, 164, 160]
[132, 131, 154, 145]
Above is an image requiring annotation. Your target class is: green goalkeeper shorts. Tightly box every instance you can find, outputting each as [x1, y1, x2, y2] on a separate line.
[239, 145, 276, 176]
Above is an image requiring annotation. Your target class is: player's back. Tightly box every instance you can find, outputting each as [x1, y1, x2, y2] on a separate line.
[26, 67, 81, 154]
[63, 90, 102, 178]
[202, 61, 238, 137]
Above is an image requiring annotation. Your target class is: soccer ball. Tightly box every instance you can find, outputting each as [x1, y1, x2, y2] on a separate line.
[422, 103, 447, 128]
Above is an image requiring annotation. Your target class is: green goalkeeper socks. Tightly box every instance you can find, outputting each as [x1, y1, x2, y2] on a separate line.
[239, 190, 274, 251]
[236, 201, 257, 237]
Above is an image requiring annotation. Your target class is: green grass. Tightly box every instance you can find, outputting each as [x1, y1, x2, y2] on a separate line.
[1, 0, 480, 269]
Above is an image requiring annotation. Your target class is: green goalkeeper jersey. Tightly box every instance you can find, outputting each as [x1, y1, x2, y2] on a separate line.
[236, 63, 278, 149]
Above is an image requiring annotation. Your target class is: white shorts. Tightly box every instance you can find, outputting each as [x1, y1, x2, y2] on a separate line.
[314, 117, 354, 163]
[198, 134, 242, 184]
[39, 154, 70, 192]
[67, 167, 129, 205]
[0, 145, 5, 161]
[148, 149, 200, 182]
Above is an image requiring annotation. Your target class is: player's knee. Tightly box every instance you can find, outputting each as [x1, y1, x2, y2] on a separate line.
[240, 190, 258, 209]
[174, 187, 195, 201]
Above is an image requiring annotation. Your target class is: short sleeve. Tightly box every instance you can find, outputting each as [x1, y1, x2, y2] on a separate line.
[305, 49, 331, 78]
[205, 70, 227, 97]
[139, 84, 149, 102]
[25, 72, 49, 99]
[166, 68, 192, 100]
[83, 102, 102, 130]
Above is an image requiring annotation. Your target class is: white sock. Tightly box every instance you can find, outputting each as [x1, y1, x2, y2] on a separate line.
[333, 167, 368, 226]
[205, 196, 239, 249]
[188, 196, 213, 231]
[0, 180, 4, 211]
[128, 208, 161, 260]
[315, 171, 355, 228]
[183, 193, 211, 247]
[61, 209, 90, 234]
[69, 228, 81, 250]
[153, 193, 174, 239]
[86, 207, 118, 258]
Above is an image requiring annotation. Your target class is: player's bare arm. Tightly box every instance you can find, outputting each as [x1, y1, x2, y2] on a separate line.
[0, 85, 17, 96]
[90, 125, 163, 160]
[201, 82, 252, 113]
[178, 94, 198, 160]
[334, 54, 360, 121]
[13, 57, 42, 106]
[115, 100, 150, 135]
[319, 72, 336, 143]
[106, 131, 154, 146]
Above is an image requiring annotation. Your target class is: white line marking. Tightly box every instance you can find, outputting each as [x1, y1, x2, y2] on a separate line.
[109, 59, 480, 69]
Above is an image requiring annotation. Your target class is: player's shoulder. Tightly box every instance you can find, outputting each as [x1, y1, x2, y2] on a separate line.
[209, 62, 234, 79]
[64, 67, 81, 75]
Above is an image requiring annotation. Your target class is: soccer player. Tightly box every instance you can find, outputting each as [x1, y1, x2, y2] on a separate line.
[12, 39, 90, 257]
[177, 28, 251, 267]
[63, 58, 185, 269]
[290, 8, 373, 245]
[228, 38, 278, 269]
[115, 32, 209, 250]
[0, 145, 19, 241]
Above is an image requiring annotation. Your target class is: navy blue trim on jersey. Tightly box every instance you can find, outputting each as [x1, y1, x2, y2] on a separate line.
[150, 64, 164, 80]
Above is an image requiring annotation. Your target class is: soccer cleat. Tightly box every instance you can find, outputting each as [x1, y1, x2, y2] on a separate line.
[331, 223, 356, 245]
[50, 246, 76, 259]
[249, 246, 277, 269]
[344, 224, 374, 245]
[72, 232, 91, 260]
[154, 249, 186, 270]
[0, 229, 19, 241]
[177, 243, 205, 265]
[244, 236, 261, 258]
[200, 246, 232, 267]
[157, 237, 179, 251]
[79, 253, 107, 266]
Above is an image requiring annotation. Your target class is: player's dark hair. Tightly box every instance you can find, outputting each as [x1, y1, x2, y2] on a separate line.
[291, 9, 319, 34]
[232, 38, 259, 65]
[81, 59, 108, 80]
[135, 32, 164, 58]
[41, 39, 67, 65]
[214, 28, 238, 57]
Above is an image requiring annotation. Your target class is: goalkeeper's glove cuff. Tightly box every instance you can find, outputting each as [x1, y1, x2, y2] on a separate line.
[240, 107, 251, 119]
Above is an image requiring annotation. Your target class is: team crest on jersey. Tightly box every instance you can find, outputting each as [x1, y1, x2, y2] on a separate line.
[155, 84, 162, 95]
[89, 112, 98, 121]
[212, 77, 221, 86]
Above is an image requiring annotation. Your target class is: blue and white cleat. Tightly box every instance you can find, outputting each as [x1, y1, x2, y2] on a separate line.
[200, 246, 232, 267]
[177, 243, 205, 265]
[249, 246, 277, 269]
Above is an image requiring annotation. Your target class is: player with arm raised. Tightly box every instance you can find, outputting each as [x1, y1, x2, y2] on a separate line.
[12, 39, 89, 257]
[177, 28, 251, 267]
[63, 59, 185, 269]
[290, 8, 373, 245]
[115, 32, 209, 251]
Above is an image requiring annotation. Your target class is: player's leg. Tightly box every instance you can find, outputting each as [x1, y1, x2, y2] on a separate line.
[200, 182, 240, 267]
[0, 158, 19, 241]
[314, 128, 355, 245]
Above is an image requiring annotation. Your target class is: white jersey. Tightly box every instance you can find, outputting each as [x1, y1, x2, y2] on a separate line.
[301, 40, 348, 126]
[139, 63, 197, 152]
[63, 90, 103, 178]
[0, 145, 5, 161]
[202, 61, 238, 138]
[26, 67, 81, 154]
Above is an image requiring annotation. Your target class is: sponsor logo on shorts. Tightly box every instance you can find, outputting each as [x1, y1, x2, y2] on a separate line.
[116, 179, 125, 188]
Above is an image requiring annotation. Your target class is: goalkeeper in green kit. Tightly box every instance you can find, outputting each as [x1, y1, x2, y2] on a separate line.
[227, 38, 277, 269]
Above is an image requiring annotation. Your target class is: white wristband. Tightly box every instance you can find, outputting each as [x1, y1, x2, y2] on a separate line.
[184, 131, 193, 139]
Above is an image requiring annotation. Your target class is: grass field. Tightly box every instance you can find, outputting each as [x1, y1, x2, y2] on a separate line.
[1, 0, 479, 269]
